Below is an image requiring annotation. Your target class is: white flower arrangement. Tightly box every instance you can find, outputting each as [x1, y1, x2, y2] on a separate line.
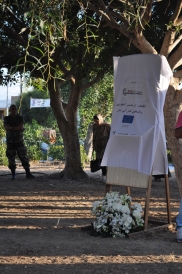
[91, 191, 144, 237]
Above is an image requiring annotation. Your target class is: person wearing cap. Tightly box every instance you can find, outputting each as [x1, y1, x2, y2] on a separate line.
[93, 114, 110, 182]
[4, 104, 35, 179]
[175, 111, 182, 242]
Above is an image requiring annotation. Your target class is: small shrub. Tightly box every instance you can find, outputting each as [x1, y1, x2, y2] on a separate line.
[0, 120, 6, 139]
[0, 121, 8, 166]
[80, 144, 89, 168]
[0, 142, 8, 166]
[48, 145, 65, 161]
[26, 142, 44, 161]
[167, 149, 173, 164]
[24, 120, 45, 161]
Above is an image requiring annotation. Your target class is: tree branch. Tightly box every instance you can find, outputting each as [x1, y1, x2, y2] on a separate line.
[160, 30, 176, 57]
[132, 32, 157, 53]
[87, 1, 156, 53]
[173, 70, 182, 79]
[81, 70, 105, 91]
[168, 43, 182, 70]
[3, 25, 36, 57]
[173, 58, 182, 70]
[138, 0, 153, 34]
[160, 0, 182, 56]
[168, 34, 182, 54]
[170, 0, 182, 24]
[3, 25, 27, 48]
[87, 2, 131, 36]
[175, 16, 182, 25]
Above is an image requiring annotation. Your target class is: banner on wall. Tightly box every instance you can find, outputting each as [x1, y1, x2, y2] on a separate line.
[30, 98, 50, 108]
[101, 54, 173, 176]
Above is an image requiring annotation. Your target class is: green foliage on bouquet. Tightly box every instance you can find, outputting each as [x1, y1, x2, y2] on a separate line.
[91, 191, 144, 237]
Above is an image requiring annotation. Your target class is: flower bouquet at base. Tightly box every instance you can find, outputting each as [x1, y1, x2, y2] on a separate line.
[91, 191, 144, 237]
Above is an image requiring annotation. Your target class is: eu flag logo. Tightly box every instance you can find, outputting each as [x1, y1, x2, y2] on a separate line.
[122, 115, 134, 124]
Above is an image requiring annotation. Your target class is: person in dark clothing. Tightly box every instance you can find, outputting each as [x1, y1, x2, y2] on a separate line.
[153, 168, 172, 181]
[4, 104, 34, 179]
[93, 114, 110, 182]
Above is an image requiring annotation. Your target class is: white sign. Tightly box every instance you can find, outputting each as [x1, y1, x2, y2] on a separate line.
[102, 54, 173, 176]
[30, 98, 50, 108]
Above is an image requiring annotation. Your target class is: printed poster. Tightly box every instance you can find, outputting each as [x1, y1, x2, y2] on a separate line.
[30, 98, 50, 108]
[102, 54, 173, 175]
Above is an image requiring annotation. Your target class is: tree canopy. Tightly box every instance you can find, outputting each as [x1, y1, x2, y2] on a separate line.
[0, 0, 134, 179]
[1, 0, 182, 185]
[80, 0, 182, 193]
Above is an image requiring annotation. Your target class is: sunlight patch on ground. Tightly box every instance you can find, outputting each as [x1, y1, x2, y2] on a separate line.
[0, 194, 178, 220]
[0, 255, 182, 264]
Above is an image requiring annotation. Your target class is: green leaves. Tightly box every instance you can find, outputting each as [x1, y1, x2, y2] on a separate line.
[0, 120, 8, 165]
[0, 120, 6, 139]
[78, 73, 114, 142]
[23, 120, 46, 161]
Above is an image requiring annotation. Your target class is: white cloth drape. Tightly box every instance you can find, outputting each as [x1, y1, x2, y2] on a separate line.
[30, 98, 50, 108]
[101, 54, 173, 175]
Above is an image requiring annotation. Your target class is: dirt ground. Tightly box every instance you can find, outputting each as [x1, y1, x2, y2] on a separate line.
[0, 161, 182, 274]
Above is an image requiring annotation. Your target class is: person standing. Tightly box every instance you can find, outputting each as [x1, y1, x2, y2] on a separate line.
[93, 114, 110, 182]
[4, 104, 34, 179]
[175, 111, 182, 242]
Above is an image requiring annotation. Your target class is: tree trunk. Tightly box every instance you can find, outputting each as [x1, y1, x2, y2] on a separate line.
[57, 117, 88, 180]
[84, 122, 93, 161]
[48, 80, 88, 180]
[164, 80, 182, 196]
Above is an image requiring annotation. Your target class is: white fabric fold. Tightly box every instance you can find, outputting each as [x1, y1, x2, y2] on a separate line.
[101, 54, 173, 175]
